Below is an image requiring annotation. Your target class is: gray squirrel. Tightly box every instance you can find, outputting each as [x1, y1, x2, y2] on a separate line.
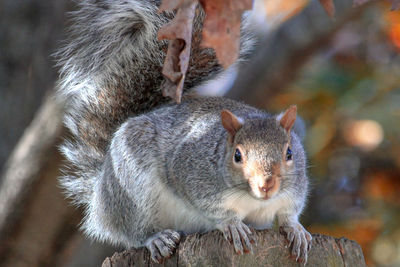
[56, 0, 312, 264]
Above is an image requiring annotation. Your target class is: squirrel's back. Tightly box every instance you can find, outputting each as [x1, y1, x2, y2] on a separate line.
[56, 0, 254, 205]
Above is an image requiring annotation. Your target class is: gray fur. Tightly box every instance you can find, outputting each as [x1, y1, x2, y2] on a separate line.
[84, 96, 311, 262]
[56, 0, 254, 205]
[56, 0, 310, 264]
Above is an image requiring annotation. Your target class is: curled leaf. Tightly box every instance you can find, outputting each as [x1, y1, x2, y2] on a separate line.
[158, 0, 198, 103]
[200, 0, 253, 68]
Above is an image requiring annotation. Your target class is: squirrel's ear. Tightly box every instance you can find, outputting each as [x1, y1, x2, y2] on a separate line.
[221, 110, 243, 139]
[277, 105, 297, 132]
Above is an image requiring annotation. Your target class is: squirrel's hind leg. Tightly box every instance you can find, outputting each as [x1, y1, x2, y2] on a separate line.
[145, 229, 181, 263]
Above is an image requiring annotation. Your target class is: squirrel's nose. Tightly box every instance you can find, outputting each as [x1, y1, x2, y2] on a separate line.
[260, 177, 275, 192]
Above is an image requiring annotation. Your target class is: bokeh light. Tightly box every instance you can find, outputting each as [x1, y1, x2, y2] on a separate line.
[342, 120, 384, 151]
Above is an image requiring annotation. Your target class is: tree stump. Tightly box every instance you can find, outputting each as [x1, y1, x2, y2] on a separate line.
[102, 230, 366, 267]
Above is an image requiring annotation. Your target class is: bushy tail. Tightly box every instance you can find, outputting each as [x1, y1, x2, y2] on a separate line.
[55, 0, 258, 206]
[55, 0, 219, 205]
[55, 0, 161, 204]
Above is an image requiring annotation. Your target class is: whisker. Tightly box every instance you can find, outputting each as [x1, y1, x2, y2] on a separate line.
[223, 182, 250, 198]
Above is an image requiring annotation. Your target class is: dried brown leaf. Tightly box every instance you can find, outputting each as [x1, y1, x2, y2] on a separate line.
[318, 0, 335, 18]
[200, 0, 253, 68]
[158, 0, 198, 103]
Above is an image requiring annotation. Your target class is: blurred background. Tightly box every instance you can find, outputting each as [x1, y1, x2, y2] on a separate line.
[0, 0, 399, 266]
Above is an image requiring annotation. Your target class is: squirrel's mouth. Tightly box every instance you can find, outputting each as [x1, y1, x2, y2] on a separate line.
[249, 175, 281, 200]
[262, 195, 271, 200]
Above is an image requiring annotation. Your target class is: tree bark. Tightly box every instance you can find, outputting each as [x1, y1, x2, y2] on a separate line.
[0, 94, 64, 239]
[102, 230, 366, 267]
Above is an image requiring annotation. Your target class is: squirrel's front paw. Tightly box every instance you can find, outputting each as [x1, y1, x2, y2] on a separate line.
[279, 223, 312, 264]
[217, 218, 256, 255]
[145, 229, 181, 263]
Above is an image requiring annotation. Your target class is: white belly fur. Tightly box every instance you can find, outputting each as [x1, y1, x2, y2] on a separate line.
[222, 191, 292, 229]
[156, 186, 293, 233]
[156, 183, 215, 234]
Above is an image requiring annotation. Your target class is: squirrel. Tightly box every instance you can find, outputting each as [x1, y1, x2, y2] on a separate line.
[56, 0, 312, 264]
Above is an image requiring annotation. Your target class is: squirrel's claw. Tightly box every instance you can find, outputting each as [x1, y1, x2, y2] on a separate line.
[221, 226, 233, 243]
[280, 223, 312, 265]
[218, 219, 254, 255]
[145, 230, 181, 263]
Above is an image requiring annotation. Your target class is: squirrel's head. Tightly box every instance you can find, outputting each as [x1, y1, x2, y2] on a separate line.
[221, 105, 297, 200]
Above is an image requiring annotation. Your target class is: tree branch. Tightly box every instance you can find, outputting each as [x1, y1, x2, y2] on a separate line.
[102, 230, 366, 266]
[226, 0, 375, 108]
[0, 93, 63, 238]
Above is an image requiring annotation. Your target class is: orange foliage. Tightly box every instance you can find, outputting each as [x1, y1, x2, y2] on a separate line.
[362, 170, 400, 204]
[263, 0, 309, 24]
[389, 24, 400, 49]
[384, 7, 400, 49]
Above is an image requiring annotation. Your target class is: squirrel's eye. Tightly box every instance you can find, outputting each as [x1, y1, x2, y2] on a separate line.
[234, 148, 242, 163]
[286, 147, 293, 161]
